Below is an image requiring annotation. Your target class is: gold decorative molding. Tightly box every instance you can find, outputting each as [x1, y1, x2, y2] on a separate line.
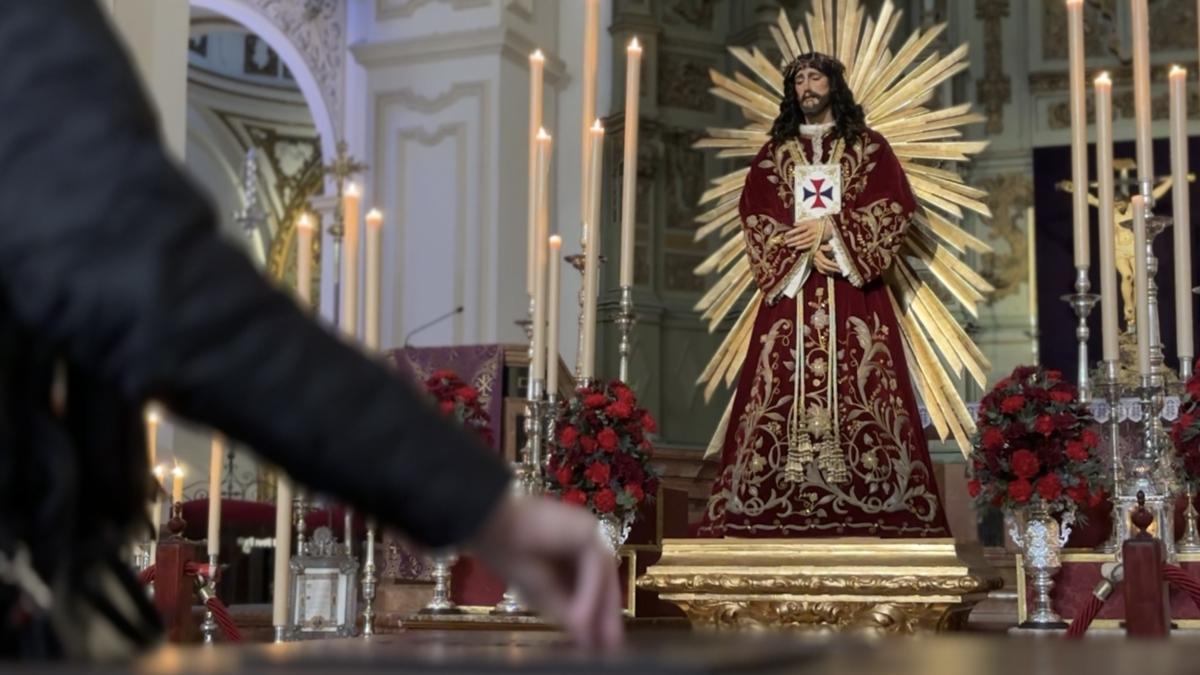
[1047, 86, 1200, 129]
[1029, 61, 1200, 95]
[975, 0, 1011, 134]
[673, 600, 973, 633]
[644, 573, 996, 596]
[978, 173, 1032, 304]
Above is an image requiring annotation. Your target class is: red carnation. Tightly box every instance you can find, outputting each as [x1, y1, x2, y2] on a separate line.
[593, 489, 617, 514]
[613, 384, 635, 404]
[597, 427, 619, 451]
[1001, 395, 1026, 414]
[1008, 479, 1033, 503]
[559, 425, 579, 448]
[981, 426, 1005, 451]
[1034, 414, 1055, 436]
[625, 484, 645, 503]
[455, 386, 479, 403]
[1050, 389, 1074, 404]
[1010, 449, 1040, 479]
[1081, 429, 1100, 448]
[580, 436, 598, 453]
[605, 402, 633, 420]
[1065, 440, 1089, 462]
[584, 462, 611, 486]
[642, 413, 658, 433]
[1036, 473, 1063, 501]
[967, 479, 982, 498]
[1188, 376, 1200, 400]
[556, 466, 574, 487]
[439, 400, 456, 415]
[563, 489, 587, 507]
[1066, 484, 1089, 505]
[584, 393, 609, 409]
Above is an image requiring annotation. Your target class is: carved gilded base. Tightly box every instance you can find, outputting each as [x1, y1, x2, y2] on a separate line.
[639, 538, 1000, 635]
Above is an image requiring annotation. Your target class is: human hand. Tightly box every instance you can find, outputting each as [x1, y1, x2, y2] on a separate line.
[468, 493, 623, 649]
[782, 218, 830, 250]
[813, 244, 840, 276]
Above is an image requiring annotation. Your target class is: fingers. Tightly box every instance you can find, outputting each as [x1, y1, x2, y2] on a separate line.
[814, 245, 840, 275]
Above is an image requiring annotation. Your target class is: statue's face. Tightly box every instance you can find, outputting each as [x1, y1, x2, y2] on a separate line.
[794, 66, 832, 119]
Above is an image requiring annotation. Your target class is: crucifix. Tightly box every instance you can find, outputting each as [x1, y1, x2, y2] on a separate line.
[321, 139, 368, 331]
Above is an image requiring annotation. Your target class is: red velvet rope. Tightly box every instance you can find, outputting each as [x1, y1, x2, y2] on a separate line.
[1162, 564, 1200, 612]
[136, 562, 242, 642]
[1066, 593, 1107, 638]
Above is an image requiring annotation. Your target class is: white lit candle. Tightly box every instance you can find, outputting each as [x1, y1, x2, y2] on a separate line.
[1027, 206, 1038, 326]
[207, 435, 224, 557]
[272, 472, 292, 629]
[364, 209, 384, 351]
[1096, 73, 1120, 363]
[547, 235, 563, 395]
[582, 121, 605, 380]
[532, 129, 553, 386]
[619, 37, 643, 288]
[145, 407, 160, 468]
[580, 0, 600, 239]
[296, 214, 315, 307]
[1169, 65, 1194, 360]
[1131, 0, 1154, 187]
[1067, 0, 1089, 268]
[1133, 195, 1152, 377]
[340, 182, 362, 339]
[527, 50, 545, 296]
[171, 463, 184, 504]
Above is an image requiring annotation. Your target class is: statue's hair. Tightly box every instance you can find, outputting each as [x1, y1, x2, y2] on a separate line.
[769, 52, 866, 147]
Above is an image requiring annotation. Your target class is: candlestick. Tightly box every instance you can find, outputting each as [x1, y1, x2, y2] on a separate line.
[1026, 206, 1039, 363]
[364, 209, 383, 351]
[361, 518, 377, 637]
[617, 286, 636, 383]
[207, 435, 223, 557]
[296, 213, 314, 307]
[1169, 65, 1194, 379]
[272, 472, 292, 638]
[1131, 0, 1154, 196]
[340, 183, 362, 338]
[531, 129, 552, 386]
[527, 50, 545, 296]
[547, 236, 562, 396]
[581, 121, 604, 382]
[145, 407, 159, 468]
[1133, 195, 1152, 378]
[1067, 0, 1089, 268]
[151, 464, 165, 559]
[1096, 73, 1121, 364]
[619, 37, 643, 288]
[171, 463, 184, 505]
[1061, 269, 1100, 402]
[581, 0, 599, 241]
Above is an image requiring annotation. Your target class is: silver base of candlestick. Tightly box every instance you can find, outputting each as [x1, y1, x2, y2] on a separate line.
[1060, 268, 1100, 402]
[1113, 378, 1177, 560]
[274, 625, 287, 643]
[343, 508, 354, 559]
[1143, 212, 1172, 386]
[199, 554, 219, 645]
[361, 523, 377, 637]
[420, 552, 461, 615]
[1181, 356, 1195, 385]
[491, 463, 535, 616]
[616, 286, 635, 383]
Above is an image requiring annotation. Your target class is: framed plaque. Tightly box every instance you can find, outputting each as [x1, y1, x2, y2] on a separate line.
[284, 527, 359, 640]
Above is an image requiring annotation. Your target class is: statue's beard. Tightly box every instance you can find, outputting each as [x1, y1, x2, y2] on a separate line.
[800, 93, 831, 120]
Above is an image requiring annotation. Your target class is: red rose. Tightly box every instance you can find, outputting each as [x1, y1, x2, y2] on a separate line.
[559, 425, 579, 448]
[625, 484, 645, 503]
[605, 402, 633, 419]
[642, 413, 658, 433]
[1065, 440, 1089, 462]
[981, 427, 1005, 451]
[556, 466, 574, 487]
[1188, 376, 1200, 400]
[1081, 429, 1100, 448]
[431, 369, 458, 381]
[1008, 479, 1033, 503]
[1005, 421, 1028, 439]
[597, 427, 619, 451]
[455, 386, 479, 403]
[1036, 473, 1063, 501]
[580, 436, 598, 453]
[1034, 414, 1055, 436]
[563, 489, 587, 506]
[1066, 484, 1089, 505]
[584, 393, 609, 409]
[1010, 449, 1040, 479]
[1001, 395, 1026, 414]
[593, 489, 617, 514]
[1050, 389, 1074, 404]
[613, 384, 636, 404]
[439, 400, 456, 415]
[967, 479, 982, 498]
[584, 462, 611, 486]
[1046, 369, 1063, 382]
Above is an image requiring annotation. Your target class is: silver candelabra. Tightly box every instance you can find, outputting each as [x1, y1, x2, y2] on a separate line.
[1061, 268, 1100, 402]
[616, 286, 635, 383]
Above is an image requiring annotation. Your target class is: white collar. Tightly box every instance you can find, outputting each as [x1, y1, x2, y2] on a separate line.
[799, 122, 834, 138]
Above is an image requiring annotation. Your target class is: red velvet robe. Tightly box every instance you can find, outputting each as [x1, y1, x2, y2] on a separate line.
[697, 127, 950, 538]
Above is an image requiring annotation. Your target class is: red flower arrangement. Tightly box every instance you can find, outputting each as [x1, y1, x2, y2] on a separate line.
[1170, 375, 1200, 487]
[423, 369, 493, 448]
[546, 380, 660, 523]
[966, 365, 1108, 515]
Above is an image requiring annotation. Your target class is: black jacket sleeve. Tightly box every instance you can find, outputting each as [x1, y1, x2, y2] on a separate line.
[0, 0, 510, 549]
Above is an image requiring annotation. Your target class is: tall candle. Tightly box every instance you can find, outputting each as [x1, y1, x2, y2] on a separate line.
[340, 183, 362, 338]
[580, 0, 600, 238]
[207, 435, 224, 557]
[527, 50, 545, 296]
[582, 121, 605, 379]
[1027, 206, 1038, 325]
[151, 465, 165, 541]
[547, 236, 563, 395]
[531, 129, 553, 386]
[296, 214, 314, 307]
[1131, 0, 1154, 187]
[364, 209, 384, 351]
[1133, 195, 1152, 377]
[619, 37, 643, 288]
[1067, 0, 1090, 268]
[171, 464, 184, 504]
[145, 407, 159, 468]
[1169, 65, 1194, 360]
[272, 473, 293, 628]
[1096, 73, 1120, 362]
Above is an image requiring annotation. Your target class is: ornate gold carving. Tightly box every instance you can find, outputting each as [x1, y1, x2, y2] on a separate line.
[978, 173, 1032, 303]
[975, 0, 1011, 134]
[1048, 87, 1200, 129]
[638, 573, 998, 596]
[672, 600, 972, 634]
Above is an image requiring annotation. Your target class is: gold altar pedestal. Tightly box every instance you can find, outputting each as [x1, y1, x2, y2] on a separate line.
[638, 538, 1001, 634]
